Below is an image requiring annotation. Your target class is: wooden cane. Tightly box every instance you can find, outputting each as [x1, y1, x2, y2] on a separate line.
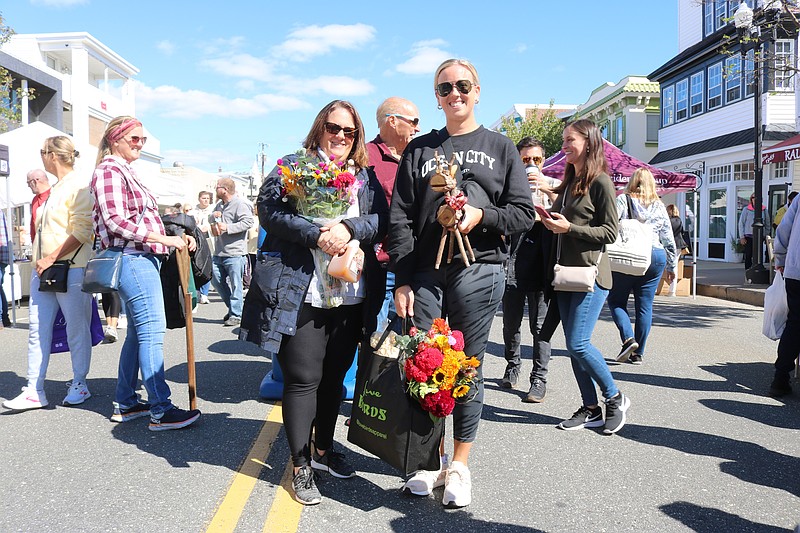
[175, 236, 197, 410]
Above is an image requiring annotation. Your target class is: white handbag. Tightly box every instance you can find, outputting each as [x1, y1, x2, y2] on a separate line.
[552, 235, 600, 293]
[607, 195, 652, 276]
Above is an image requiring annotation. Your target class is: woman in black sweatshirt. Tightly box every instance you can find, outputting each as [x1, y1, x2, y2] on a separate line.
[387, 58, 535, 508]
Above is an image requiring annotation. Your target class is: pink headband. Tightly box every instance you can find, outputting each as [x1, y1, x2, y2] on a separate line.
[107, 118, 142, 143]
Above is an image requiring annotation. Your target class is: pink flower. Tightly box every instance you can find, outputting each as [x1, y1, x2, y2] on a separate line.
[409, 327, 418, 336]
[450, 330, 465, 351]
[420, 389, 456, 418]
[277, 158, 283, 165]
[414, 346, 444, 374]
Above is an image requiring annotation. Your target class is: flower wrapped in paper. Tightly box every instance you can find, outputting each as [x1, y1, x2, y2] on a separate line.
[277, 148, 364, 308]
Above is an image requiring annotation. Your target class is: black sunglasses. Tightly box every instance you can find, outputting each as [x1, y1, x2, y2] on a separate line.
[436, 79, 473, 97]
[324, 122, 357, 139]
[385, 113, 419, 127]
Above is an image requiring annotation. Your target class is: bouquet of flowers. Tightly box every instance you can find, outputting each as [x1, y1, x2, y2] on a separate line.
[387, 318, 480, 421]
[277, 148, 363, 307]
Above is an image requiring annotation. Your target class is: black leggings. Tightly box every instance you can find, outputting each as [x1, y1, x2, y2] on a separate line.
[277, 302, 363, 468]
[102, 292, 121, 319]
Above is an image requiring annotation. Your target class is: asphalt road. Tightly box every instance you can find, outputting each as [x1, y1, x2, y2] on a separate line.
[1, 292, 798, 533]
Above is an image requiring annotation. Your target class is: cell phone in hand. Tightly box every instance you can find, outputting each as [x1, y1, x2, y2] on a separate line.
[535, 204, 553, 220]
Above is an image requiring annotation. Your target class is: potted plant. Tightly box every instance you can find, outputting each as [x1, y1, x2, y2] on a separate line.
[730, 234, 745, 262]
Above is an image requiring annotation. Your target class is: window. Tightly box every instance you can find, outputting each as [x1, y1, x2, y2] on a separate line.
[708, 164, 731, 184]
[708, 188, 727, 239]
[744, 49, 755, 98]
[646, 114, 659, 142]
[600, 121, 609, 140]
[736, 188, 753, 228]
[772, 40, 795, 91]
[708, 63, 723, 110]
[704, 2, 715, 35]
[676, 79, 689, 121]
[733, 161, 754, 180]
[690, 72, 704, 116]
[774, 161, 789, 180]
[614, 116, 625, 145]
[662, 85, 675, 126]
[715, 0, 727, 30]
[704, 0, 751, 36]
[725, 56, 741, 103]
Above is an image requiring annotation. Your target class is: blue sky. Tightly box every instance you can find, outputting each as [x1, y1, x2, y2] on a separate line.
[3, 0, 679, 174]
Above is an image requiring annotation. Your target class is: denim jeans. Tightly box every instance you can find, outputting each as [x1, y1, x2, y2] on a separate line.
[606, 247, 667, 357]
[0, 262, 7, 321]
[116, 254, 174, 416]
[376, 269, 396, 332]
[502, 288, 551, 383]
[211, 255, 246, 318]
[27, 267, 93, 391]
[557, 285, 619, 406]
[198, 281, 210, 297]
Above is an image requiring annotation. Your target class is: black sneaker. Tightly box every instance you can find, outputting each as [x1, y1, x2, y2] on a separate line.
[292, 466, 322, 505]
[603, 393, 631, 435]
[148, 407, 201, 431]
[769, 378, 792, 397]
[616, 338, 639, 363]
[557, 405, 604, 431]
[111, 401, 151, 422]
[311, 446, 356, 478]
[501, 365, 519, 389]
[522, 378, 546, 403]
[629, 354, 643, 365]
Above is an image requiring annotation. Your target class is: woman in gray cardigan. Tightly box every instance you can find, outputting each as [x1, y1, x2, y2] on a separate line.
[541, 119, 630, 435]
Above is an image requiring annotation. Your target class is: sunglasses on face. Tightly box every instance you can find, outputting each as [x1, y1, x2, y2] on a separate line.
[385, 113, 420, 127]
[324, 122, 357, 139]
[436, 79, 474, 97]
[522, 155, 544, 166]
[125, 136, 147, 146]
[40, 149, 50, 156]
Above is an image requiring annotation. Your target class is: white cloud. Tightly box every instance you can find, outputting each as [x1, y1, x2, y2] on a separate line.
[236, 79, 256, 92]
[134, 81, 310, 119]
[156, 40, 175, 56]
[395, 40, 452, 75]
[201, 53, 275, 82]
[200, 36, 247, 55]
[30, 0, 88, 6]
[513, 43, 528, 54]
[161, 148, 244, 171]
[272, 23, 376, 62]
[273, 75, 375, 97]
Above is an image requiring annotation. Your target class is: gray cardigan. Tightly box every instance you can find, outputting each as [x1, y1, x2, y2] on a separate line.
[551, 173, 619, 290]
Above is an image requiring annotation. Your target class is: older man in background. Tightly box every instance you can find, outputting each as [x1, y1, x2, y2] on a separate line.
[366, 96, 420, 334]
[210, 178, 253, 327]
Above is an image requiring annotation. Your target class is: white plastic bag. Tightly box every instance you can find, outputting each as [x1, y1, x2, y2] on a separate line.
[762, 272, 789, 340]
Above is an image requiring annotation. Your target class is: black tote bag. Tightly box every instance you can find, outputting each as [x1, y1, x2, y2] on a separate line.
[347, 318, 444, 476]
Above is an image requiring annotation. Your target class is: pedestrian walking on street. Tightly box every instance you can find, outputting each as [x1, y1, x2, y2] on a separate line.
[606, 169, 676, 365]
[191, 190, 215, 304]
[242, 100, 386, 505]
[91, 116, 200, 431]
[3, 136, 95, 411]
[540, 119, 630, 435]
[770, 195, 800, 397]
[501, 136, 559, 404]
[738, 192, 769, 271]
[209, 178, 253, 327]
[388, 59, 535, 507]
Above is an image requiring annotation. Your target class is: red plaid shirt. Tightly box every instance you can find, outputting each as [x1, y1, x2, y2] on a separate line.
[91, 156, 167, 254]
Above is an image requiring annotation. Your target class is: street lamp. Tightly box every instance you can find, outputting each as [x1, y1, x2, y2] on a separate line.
[734, 0, 779, 284]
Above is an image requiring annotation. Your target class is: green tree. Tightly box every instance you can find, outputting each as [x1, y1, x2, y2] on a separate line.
[496, 101, 565, 158]
[0, 12, 33, 134]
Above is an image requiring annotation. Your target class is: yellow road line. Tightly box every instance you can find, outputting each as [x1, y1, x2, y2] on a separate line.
[206, 403, 285, 532]
[263, 462, 303, 533]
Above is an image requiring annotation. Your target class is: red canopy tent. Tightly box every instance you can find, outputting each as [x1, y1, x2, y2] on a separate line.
[542, 139, 698, 195]
[762, 134, 800, 165]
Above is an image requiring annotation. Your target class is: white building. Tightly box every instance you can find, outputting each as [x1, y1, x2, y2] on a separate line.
[648, 0, 798, 262]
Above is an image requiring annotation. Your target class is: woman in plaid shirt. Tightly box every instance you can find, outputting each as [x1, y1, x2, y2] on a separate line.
[91, 116, 201, 431]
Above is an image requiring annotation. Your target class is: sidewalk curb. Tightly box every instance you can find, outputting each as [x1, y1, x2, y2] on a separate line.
[697, 283, 765, 307]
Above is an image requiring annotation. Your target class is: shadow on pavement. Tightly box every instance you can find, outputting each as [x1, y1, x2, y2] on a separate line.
[612, 362, 776, 397]
[622, 424, 800, 498]
[699, 398, 800, 430]
[660, 501, 790, 532]
[164, 359, 271, 405]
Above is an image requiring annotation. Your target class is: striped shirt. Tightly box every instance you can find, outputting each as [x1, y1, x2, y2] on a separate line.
[91, 155, 167, 255]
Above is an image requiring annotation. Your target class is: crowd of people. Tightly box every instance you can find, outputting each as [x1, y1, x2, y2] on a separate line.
[1, 56, 798, 512]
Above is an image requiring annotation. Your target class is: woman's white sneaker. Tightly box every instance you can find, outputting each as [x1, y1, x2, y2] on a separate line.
[3, 387, 48, 410]
[402, 455, 448, 496]
[442, 461, 472, 508]
[63, 381, 91, 406]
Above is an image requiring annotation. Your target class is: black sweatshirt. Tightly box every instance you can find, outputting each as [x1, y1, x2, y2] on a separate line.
[387, 126, 536, 288]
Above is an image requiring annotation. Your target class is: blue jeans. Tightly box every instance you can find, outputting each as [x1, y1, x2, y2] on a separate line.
[607, 247, 667, 357]
[211, 255, 246, 318]
[376, 269, 396, 332]
[557, 285, 619, 406]
[0, 262, 7, 320]
[198, 281, 210, 296]
[116, 254, 174, 416]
